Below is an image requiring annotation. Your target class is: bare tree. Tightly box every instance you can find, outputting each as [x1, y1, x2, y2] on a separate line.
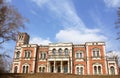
[0, 0, 27, 45]
[0, 0, 27, 73]
[0, 51, 11, 73]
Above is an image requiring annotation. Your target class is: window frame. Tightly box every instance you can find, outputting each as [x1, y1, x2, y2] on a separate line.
[24, 50, 31, 59]
[40, 52, 47, 60]
[16, 51, 20, 59]
[92, 48, 100, 58]
[22, 64, 29, 73]
[76, 66, 84, 75]
[76, 51, 84, 59]
[64, 48, 69, 55]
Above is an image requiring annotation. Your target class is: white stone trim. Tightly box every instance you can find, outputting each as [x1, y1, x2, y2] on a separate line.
[38, 65, 46, 72]
[75, 65, 84, 75]
[92, 48, 101, 57]
[22, 63, 30, 73]
[33, 47, 37, 73]
[86, 45, 89, 75]
[92, 63, 103, 75]
[103, 45, 108, 74]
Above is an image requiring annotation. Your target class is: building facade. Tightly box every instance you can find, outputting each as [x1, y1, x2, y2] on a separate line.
[11, 32, 119, 75]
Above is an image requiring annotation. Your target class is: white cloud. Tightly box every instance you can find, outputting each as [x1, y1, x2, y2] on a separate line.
[104, 0, 120, 8]
[30, 37, 51, 45]
[56, 28, 107, 43]
[31, 0, 86, 29]
[31, 0, 107, 44]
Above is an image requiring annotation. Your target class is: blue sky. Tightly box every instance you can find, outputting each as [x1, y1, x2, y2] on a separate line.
[3, 0, 120, 57]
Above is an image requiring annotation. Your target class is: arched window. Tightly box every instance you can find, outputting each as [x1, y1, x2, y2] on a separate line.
[94, 66, 97, 75]
[92, 48, 100, 57]
[24, 50, 31, 58]
[93, 51, 96, 56]
[14, 66, 18, 73]
[43, 67, 45, 72]
[39, 67, 45, 72]
[110, 66, 115, 75]
[23, 66, 25, 73]
[52, 49, 56, 55]
[76, 51, 83, 59]
[98, 66, 101, 74]
[80, 67, 83, 75]
[26, 66, 28, 73]
[22, 65, 29, 73]
[16, 51, 20, 58]
[39, 67, 41, 72]
[25, 51, 27, 58]
[28, 52, 30, 58]
[77, 67, 79, 74]
[97, 51, 99, 57]
[40, 52, 46, 59]
[58, 48, 62, 55]
[64, 48, 68, 55]
[80, 53, 82, 58]
[76, 53, 79, 58]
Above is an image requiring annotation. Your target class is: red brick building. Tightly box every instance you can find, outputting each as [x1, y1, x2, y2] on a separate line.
[11, 32, 119, 75]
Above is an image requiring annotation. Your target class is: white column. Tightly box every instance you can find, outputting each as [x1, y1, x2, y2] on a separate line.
[68, 61, 70, 73]
[61, 61, 63, 73]
[47, 61, 50, 72]
[54, 61, 56, 73]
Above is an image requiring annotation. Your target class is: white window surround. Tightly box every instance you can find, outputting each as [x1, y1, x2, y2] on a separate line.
[92, 63, 102, 75]
[15, 51, 20, 59]
[22, 63, 30, 73]
[109, 65, 117, 75]
[64, 48, 69, 55]
[14, 65, 18, 73]
[39, 52, 47, 60]
[92, 48, 101, 58]
[24, 50, 31, 59]
[38, 65, 46, 72]
[76, 65, 84, 75]
[76, 51, 84, 59]
[52, 49, 56, 55]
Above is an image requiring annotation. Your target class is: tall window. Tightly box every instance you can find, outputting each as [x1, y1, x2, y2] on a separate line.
[24, 50, 31, 58]
[76, 51, 83, 59]
[77, 67, 79, 74]
[58, 48, 62, 55]
[52, 49, 56, 55]
[98, 66, 101, 74]
[40, 52, 46, 59]
[93, 65, 102, 75]
[22, 65, 29, 73]
[92, 48, 100, 57]
[14, 66, 18, 73]
[39, 67, 41, 72]
[64, 65, 68, 73]
[110, 66, 115, 75]
[23, 66, 25, 73]
[16, 51, 20, 59]
[64, 48, 68, 55]
[39, 67, 45, 72]
[76, 67, 84, 75]
[43, 67, 45, 72]
[80, 67, 83, 75]
[94, 66, 97, 75]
